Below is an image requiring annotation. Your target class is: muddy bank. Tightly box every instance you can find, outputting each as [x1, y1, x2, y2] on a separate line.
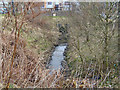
[45, 34, 67, 69]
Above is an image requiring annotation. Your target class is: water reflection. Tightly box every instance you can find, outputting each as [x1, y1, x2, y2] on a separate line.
[49, 43, 67, 71]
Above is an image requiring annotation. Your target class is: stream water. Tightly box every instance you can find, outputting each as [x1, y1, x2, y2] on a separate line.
[49, 43, 67, 71]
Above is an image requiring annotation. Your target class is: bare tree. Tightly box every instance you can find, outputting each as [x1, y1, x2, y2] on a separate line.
[66, 2, 118, 88]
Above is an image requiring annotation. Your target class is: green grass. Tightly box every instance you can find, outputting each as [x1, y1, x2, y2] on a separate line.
[22, 30, 52, 54]
[49, 16, 65, 18]
[42, 16, 66, 20]
[0, 14, 6, 16]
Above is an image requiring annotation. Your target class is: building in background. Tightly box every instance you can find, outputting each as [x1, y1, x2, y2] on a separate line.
[62, 1, 72, 11]
[0, 2, 9, 14]
[43, 1, 72, 11]
[0, 1, 72, 14]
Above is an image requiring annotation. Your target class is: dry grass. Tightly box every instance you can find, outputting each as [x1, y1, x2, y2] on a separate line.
[0, 9, 63, 88]
[0, 18, 64, 88]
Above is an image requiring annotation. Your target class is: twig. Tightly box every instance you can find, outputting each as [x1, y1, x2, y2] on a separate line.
[100, 70, 111, 86]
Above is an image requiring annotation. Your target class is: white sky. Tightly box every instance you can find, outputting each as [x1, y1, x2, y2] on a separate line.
[0, 0, 119, 2]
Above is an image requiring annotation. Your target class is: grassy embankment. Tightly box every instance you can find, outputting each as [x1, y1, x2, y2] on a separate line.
[0, 14, 67, 88]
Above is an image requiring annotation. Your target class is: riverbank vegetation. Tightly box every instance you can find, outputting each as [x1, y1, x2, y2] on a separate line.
[0, 2, 64, 88]
[0, 2, 119, 89]
[65, 2, 119, 88]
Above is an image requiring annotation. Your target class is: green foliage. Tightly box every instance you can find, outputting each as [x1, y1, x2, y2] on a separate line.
[9, 84, 14, 88]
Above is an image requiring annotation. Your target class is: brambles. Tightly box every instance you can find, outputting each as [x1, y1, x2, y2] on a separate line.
[0, 2, 62, 88]
[66, 2, 119, 88]
[0, 1, 119, 88]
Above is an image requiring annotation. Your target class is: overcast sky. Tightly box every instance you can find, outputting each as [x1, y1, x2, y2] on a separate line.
[0, 0, 119, 2]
